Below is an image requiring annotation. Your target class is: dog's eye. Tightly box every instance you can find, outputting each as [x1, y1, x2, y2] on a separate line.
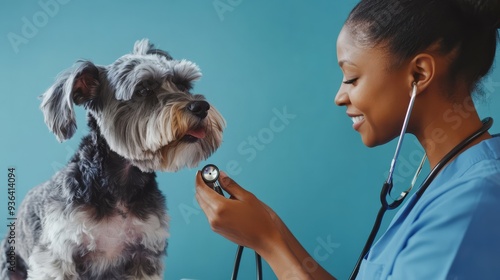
[134, 80, 159, 97]
[176, 84, 187, 92]
[136, 87, 154, 97]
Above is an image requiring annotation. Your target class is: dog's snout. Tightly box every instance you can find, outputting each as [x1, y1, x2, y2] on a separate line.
[187, 101, 210, 119]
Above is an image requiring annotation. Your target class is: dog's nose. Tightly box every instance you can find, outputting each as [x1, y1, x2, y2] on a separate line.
[187, 101, 210, 119]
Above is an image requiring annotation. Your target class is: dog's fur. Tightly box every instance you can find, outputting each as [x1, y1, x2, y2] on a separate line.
[0, 39, 225, 279]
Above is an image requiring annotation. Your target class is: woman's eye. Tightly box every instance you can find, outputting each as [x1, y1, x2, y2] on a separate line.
[343, 78, 358, 85]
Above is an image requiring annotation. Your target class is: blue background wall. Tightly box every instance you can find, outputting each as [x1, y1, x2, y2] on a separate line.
[1, 1, 499, 279]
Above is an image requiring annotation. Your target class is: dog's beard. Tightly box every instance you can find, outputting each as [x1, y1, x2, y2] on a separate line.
[96, 100, 225, 173]
[158, 106, 225, 171]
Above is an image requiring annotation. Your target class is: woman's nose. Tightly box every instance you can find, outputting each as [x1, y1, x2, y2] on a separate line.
[334, 86, 349, 106]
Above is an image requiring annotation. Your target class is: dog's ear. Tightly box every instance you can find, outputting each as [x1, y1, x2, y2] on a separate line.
[135, 38, 173, 60]
[40, 61, 100, 142]
[171, 60, 202, 91]
[133, 39, 154, 55]
[132, 39, 200, 90]
[147, 48, 173, 60]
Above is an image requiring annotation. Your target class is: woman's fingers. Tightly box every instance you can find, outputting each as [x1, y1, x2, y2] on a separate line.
[195, 171, 224, 214]
[218, 171, 254, 201]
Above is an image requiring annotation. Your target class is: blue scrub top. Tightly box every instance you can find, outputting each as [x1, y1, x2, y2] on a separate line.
[357, 135, 500, 280]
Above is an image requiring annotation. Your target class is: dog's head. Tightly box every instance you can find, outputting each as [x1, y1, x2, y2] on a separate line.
[40, 39, 225, 172]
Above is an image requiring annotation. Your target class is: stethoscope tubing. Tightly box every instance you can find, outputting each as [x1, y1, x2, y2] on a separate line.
[386, 84, 418, 185]
[415, 117, 493, 198]
[201, 115, 493, 280]
[201, 164, 264, 280]
[349, 117, 493, 280]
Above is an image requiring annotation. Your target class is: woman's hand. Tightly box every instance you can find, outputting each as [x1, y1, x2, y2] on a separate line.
[195, 171, 335, 279]
[194, 170, 282, 254]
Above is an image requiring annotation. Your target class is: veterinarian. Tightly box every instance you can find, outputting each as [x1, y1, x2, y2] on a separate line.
[195, 0, 500, 279]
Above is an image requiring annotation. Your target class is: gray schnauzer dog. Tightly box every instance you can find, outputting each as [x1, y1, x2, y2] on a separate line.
[0, 39, 225, 280]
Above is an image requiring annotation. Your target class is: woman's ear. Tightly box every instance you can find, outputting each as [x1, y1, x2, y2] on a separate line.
[409, 53, 435, 95]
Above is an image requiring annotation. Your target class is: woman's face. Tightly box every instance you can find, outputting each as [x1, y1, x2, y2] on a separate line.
[335, 26, 413, 147]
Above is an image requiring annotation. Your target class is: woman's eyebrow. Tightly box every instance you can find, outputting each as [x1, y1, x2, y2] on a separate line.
[338, 59, 356, 67]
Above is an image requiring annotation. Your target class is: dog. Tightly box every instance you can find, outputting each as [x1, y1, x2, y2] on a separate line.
[0, 39, 225, 280]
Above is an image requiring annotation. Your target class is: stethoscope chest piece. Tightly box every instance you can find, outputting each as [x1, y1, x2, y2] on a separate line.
[201, 164, 224, 195]
[202, 164, 220, 183]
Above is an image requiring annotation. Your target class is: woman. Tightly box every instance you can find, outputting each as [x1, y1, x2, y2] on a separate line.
[195, 0, 500, 279]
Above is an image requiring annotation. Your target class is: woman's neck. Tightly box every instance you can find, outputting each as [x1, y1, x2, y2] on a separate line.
[413, 95, 491, 169]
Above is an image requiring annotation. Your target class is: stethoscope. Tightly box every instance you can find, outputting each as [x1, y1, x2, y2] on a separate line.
[201, 164, 263, 280]
[348, 84, 494, 279]
[202, 85, 493, 280]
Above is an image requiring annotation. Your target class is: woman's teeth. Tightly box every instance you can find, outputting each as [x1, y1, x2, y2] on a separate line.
[351, 116, 365, 124]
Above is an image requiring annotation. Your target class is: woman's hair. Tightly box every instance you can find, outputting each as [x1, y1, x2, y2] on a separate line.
[346, 0, 500, 95]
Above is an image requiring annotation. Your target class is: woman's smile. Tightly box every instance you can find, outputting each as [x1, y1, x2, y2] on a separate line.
[349, 114, 365, 130]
